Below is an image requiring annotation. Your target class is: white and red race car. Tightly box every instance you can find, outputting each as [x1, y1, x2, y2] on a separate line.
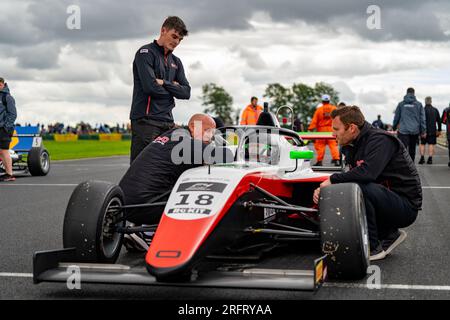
[33, 121, 369, 292]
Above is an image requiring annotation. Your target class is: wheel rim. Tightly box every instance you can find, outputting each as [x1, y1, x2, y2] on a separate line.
[359, 194, 370, 261]
[40, 151, 50, 172]
[101, 196, 124, 258]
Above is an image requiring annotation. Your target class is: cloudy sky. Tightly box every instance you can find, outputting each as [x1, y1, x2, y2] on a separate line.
[1, 0, 450, 127]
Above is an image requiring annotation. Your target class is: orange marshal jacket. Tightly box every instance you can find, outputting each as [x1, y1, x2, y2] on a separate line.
[240, 104, 263, 125]
[308, 103, 337, 132]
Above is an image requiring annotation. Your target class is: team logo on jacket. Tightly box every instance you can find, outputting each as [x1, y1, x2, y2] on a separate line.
[140, 48, 148, 53]
[170, 62, 178, 69]
[153, 136, 170, 145]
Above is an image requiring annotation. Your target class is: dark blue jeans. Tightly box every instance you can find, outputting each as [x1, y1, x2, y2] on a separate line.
[358, 183, 418, 249]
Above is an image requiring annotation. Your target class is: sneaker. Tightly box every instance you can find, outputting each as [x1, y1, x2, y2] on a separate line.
[427, 157, 432, 164]
[332, 159, 341, 167]
[381, 230, 407, 255]
[418, 156, 425, 164]
[0, 174, 16, 182]
[369, 243, 387, 261]
[313, 161, 323, 166]
[123, 233, 150, 252]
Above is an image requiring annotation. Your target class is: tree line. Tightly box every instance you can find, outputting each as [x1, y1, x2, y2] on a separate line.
[201, 82, 339, 126]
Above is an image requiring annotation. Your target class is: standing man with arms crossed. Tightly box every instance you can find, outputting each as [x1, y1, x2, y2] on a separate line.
[393, 87, 426, 162]
[130, 16, 191, 163]
[0, 77, 17, 182]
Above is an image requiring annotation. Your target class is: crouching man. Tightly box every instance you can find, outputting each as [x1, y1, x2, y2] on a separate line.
[313, 106, 422, 261]
[119, 114, 232, 251]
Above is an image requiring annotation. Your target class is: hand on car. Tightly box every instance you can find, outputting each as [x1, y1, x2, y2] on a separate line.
[313, 178, 332, 204]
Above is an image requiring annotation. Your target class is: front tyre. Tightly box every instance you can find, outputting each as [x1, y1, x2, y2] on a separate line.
[319, 183, 370, 280]
[63, 181, 125, 263]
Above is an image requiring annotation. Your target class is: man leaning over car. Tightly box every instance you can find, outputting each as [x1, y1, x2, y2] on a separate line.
[119, 114, 232, 251]
[313, 106, 422, 261]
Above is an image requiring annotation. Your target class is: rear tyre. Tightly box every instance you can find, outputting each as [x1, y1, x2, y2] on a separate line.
[27, 147, 50, 176]
[319, 183, 370, 280]
[63, 181, 125, 263]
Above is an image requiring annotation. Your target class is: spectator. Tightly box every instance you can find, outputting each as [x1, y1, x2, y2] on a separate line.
[442, 103, 450, 167]
[418, 97, 441, 164]
[0, 77, 17, 182]
[294, 115, 305, 132]
[372, 114, 385, 130]
[337, 102, 346, 109]
[393, 87, 426, 161]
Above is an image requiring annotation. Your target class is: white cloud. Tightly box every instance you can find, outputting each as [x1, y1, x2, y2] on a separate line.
[1, 2, 450, 127]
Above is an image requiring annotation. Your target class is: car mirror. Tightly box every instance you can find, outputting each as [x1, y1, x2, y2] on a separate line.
[289, 150, 314, 160]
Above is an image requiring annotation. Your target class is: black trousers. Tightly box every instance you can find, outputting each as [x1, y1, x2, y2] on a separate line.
[447, 139, 450, 159]
[130, 118, 174, 163]
[397, 133, 419, 161]
[358, 183, 418, 249]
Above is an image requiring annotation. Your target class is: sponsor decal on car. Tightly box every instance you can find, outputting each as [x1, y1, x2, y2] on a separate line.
[177, 182, 227, 193]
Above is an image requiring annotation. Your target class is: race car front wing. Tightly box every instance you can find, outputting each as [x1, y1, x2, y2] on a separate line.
[33, 248, 327, 292]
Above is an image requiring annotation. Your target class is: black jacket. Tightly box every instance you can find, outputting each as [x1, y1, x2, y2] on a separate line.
[130, 40, 190, 122]
[119, 128, 233, 205]
[424, 104, 441, 135]
[330, 122, 422, 210]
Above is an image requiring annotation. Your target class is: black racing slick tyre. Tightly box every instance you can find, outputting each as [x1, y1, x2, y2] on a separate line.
[319, 183, 370, 280]
[63, 181, 125, 263]
[27, 147, 50, 176]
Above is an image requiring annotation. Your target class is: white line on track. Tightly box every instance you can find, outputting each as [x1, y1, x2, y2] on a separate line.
[0, 272, 449, 291]
[422, 186, 450, 189]
[0, 273, 33, 278]
[325, 282, 450, 291]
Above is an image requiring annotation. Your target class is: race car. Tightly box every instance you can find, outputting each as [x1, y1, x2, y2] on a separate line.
[0, 126, 50, 176]
[33, 112, 369, 292]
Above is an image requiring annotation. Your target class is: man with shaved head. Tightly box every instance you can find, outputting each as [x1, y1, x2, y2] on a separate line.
[119, 114, 231, 251]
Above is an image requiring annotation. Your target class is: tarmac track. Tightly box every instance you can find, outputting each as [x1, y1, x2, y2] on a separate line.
[0, 146, 449, 300]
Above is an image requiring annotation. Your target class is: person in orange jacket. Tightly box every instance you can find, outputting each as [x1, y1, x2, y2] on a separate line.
[240, 96, 263, 125]
[308, 94, 340, 166]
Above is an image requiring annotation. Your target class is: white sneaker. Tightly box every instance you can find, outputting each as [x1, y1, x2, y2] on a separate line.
[369, 245, 387, 261]
[382, 230, 407, 255]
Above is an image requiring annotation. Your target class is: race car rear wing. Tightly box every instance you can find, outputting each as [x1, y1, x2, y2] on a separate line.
[10, 126, 43, 153]
[33, 248, 327, 292]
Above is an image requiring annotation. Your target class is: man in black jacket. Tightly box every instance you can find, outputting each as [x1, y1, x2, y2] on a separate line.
[313, 106, 422, 261]
[418, 97, 442, 165]
[120, 114, 233, 251]
[0, 77, 17, 182]
[129, 16, 191, 163]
